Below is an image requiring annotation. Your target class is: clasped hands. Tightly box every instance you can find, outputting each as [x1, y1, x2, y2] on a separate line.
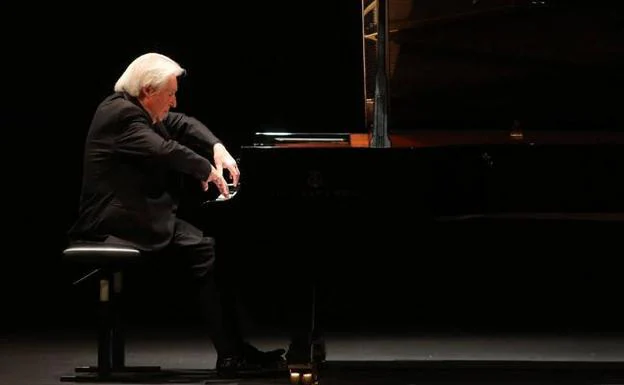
[201, 143, 240, 199]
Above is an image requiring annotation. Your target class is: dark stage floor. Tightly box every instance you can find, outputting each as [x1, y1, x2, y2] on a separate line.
[2, 328, 624, 385]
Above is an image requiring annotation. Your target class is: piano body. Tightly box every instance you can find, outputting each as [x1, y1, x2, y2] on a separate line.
[197, 1, 624, 382]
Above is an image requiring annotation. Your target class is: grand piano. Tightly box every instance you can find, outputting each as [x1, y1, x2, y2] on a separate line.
[197, 1, 624, 383]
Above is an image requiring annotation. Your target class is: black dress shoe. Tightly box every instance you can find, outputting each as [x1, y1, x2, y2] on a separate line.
[216, 356, 244, 378]
[216, 344, 286, 377]
[242, 342, 286, 367]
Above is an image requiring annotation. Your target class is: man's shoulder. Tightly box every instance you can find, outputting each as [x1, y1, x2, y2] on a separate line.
[100, 92, 138, 110]
[97, 93, 145, 120]
[89, 93, 148, 136]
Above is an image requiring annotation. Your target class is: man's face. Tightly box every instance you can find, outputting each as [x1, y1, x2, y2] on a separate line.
[142, 75, 178, 123]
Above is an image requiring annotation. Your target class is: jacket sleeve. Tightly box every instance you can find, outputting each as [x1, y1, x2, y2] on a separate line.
[113, 106, 213, 181]
[161, 112, 221, 155]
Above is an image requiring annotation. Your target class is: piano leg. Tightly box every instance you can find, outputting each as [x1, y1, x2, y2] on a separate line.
[287, 281, 325, 385]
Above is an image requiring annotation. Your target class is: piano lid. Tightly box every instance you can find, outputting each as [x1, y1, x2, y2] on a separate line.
[361, 0, 624, 135]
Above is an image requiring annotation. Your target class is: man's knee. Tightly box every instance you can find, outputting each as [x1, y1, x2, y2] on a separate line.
[189, 236, 217, 279]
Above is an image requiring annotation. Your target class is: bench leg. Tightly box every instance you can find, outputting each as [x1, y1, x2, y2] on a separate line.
[61, 271, 161, 383]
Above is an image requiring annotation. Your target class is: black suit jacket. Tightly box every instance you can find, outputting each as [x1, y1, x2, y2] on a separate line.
[68, 92, 220, 251]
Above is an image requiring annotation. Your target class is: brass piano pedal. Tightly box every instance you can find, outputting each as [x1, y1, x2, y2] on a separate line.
[289, 365, 319, 385]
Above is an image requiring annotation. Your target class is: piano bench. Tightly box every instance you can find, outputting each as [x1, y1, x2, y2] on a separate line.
[60, 242, 164, 383]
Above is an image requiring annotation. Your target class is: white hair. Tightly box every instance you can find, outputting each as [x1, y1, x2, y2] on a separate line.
[113, 53, 186, 97]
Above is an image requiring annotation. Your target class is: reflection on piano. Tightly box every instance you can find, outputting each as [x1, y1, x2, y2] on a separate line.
[199, 1, 624, 383]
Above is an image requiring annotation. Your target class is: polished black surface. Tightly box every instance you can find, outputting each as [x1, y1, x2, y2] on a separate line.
[189, 141, 624, 339]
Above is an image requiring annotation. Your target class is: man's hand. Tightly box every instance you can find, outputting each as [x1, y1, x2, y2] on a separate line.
[213, 143, 240, 186]
[201, 166, 230, 199]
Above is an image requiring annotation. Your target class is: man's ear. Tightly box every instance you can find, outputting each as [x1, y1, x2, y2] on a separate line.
[140, 85, 155, 98]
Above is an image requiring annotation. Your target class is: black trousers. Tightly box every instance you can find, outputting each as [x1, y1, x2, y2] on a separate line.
[159, 218, 244, 357]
